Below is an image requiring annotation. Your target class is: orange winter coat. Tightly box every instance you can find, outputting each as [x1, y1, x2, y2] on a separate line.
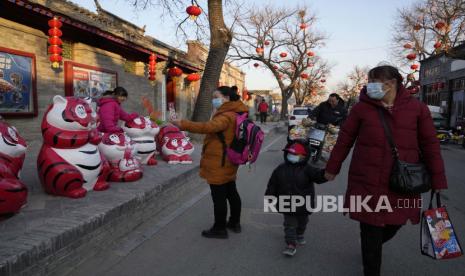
[180, 101, 249, 185]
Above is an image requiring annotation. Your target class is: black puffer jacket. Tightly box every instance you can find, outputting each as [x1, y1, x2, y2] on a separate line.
[265, 142, 327, 214]
[311, 101, 347, 126]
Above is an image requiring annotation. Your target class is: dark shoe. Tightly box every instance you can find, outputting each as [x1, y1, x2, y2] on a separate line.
[201, 227, 228, 239]
[226, 222, 242, 233]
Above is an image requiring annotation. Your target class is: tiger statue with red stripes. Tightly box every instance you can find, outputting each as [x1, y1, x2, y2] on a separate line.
[98, 132, 143, 182]
[37, 96, 110, 199]
[123, 116, 159, 165]
[0, 121, 28, 217]
[156, 125, 194, 164]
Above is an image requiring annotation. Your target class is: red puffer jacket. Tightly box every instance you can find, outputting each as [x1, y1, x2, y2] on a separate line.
[326, 86, 447, 226]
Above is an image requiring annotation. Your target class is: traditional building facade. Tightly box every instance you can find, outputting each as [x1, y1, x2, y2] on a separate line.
[419, 43, 465, 128]
[0, 0, 245, 140]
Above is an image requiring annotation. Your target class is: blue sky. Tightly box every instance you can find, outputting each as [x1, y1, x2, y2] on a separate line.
[72, 0, 416, 91]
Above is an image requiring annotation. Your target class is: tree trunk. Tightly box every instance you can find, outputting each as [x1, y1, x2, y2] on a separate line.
[280, 92, 290, 120]
[192, 0, 232, 122]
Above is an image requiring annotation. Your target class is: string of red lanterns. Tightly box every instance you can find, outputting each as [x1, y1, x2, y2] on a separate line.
[148, 53, 157, 81]
[48, 17, 63, 68]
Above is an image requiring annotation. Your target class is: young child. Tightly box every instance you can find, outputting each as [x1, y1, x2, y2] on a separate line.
[97, 87, 138, 134]
[265, 141, 328, 256]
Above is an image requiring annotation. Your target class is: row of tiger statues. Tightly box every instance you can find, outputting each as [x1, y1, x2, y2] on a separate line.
[0, 96, 194, 217]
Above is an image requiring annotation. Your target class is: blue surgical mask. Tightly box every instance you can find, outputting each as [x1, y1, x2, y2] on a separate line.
[287, 154, 302, 164]
[366, 82, 386, 100]
[212, 98, 223, 109]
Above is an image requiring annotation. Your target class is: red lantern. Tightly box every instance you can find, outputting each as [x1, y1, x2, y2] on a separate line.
[300, 23, 307, 30]
[256, 47, 264, 55]
[435, 22, 446, 29]
[280, 52, 287, 58]
[48, 17, 62, 68]
[320, 79, 326, 83]
[253, 63, 259, 68]
[433, 83, 439, 90]
[168, 66, 183, 77]
[148, 53, 157, 81]
[414, 24, 422, 31]
[403, 43, 413, 49]
[186, 5, 202, 20]
[307, 51, 315, 57]
[300, 73, 308, 79]
[410, 64, 419, 70]
[434, 41, 442, 49]
[186, 73, 201, 82]
[273, 65, 278, 70]
[264, 40, 270, 46]
[307, 63, 313, 68]
[406, 53, 416, 61]
[438, 82, 445, 89]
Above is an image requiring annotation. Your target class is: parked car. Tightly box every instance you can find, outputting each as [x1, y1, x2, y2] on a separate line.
[428, 105, 447, 129]
[288, 106, 312, 128]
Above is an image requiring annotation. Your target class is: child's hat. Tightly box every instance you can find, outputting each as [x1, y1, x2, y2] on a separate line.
[283, 143, 308, 156]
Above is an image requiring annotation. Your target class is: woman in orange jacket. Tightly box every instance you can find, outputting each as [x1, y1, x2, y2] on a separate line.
[172, 86, 248, 239]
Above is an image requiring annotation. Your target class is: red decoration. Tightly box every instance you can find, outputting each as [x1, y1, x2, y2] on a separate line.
[148, 53, 157, 81]
[434, 41, 442, 49]
[433, 83, 439, 90]
[253, 63, 259, 68]
[435, 22, 446, 29]
[264, 40, 270, 46]
[414, 24, 422, 31]
[273, 65, 278, 70]
[186, 73, 201, 82]
[403, 43, 413, 49]
[438, 82, 445, 89]
[280, 52, 287, 58]
[256, 47, 264, 55]
[186, 5, 202, 20]
[320, 79, 326, 83]
[300, 23, 307, 30]
[48, 17, 63, 68]
[307, 51, 315, 57]
[406, 53, 416, 61]
[307, 63, 313, 68]
[410, 64, 419, 70]
[300, 73, 308, 79]
[168, 66, 183, 77]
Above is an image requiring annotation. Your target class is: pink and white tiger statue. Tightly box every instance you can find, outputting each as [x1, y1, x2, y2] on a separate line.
[0, 121, 28, 217]
[37, 96, 110, 199]
[98, 132, 143, 182]
[122, 116, 159, 165]
[156, 125, 194, 164]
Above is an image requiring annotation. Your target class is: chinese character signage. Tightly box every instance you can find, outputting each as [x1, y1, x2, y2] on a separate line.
[0, 47, 37, 117]
[65, 61, 117, 100]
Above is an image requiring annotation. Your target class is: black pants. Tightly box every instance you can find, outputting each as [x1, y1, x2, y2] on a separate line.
[360, 222, 402, 276]
[260, 112, 267, 123]
[283, 214, 309, 245]
[209, 181, 241, 229]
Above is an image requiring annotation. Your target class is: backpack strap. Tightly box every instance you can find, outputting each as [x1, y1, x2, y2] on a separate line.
[217, 132, 227, 167]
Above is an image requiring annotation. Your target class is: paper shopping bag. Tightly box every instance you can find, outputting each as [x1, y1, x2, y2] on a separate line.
[421, 192, 463, 260]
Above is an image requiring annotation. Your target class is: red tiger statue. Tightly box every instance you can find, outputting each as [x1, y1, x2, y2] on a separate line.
[98, 132, 143, 182]
[37, 96, 110, 199]
[0, 122, 28, 217]
[156, 125, 194, 164]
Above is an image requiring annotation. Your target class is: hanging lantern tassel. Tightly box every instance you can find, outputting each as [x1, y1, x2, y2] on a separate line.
[148, 53, 157, 81]
[48, 17, 63, 68]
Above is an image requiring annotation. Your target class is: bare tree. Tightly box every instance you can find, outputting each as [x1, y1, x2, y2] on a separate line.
[337, 66, 368, 107]
[392, 0, 465, 66]
[294, 61, 330, 105]
[129, 0, 234, 122]
[229, 5, 328, 119]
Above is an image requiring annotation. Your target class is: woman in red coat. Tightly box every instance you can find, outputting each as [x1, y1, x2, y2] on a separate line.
[325, 65, 447, 276]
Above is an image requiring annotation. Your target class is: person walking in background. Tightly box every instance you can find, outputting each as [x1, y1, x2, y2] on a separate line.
[171, 86, 248, 239]
[258, 98, 269, 124]
[266, 141, 328, 257]
[97, 87, 138, 134]
[324, 65, 447, 276]
[310, 93, 347, 126]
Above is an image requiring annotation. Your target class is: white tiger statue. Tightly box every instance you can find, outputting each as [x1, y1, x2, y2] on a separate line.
[123, 116, 160, 165]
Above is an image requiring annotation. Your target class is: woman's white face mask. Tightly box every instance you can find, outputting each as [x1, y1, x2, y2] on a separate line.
[366, 82, 386, 100]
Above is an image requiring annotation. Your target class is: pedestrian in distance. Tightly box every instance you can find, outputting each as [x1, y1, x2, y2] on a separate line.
[265, 141, 328, 257]
[97, 87, 139, 134]
[324, 65, 447, 276]
[258, 98, 269, 124]
[171, 86, 249, 239]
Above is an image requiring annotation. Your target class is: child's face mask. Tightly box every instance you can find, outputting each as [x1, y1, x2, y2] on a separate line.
[287, 154, 303, 163]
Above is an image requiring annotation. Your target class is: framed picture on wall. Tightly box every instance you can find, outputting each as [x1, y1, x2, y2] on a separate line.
[0, 47, 38, 117]
[64, 61, 117, 100]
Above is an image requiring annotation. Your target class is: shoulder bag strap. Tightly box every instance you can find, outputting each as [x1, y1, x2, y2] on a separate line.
[377, 107, 399, 160]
